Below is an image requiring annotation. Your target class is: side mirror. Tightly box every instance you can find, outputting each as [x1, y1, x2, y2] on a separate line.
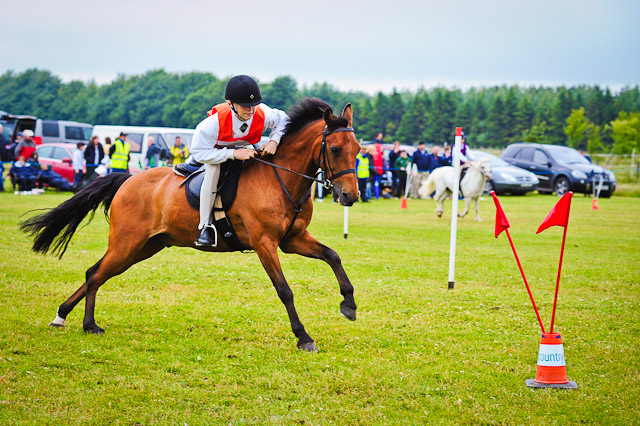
[62, 157, 72, 164]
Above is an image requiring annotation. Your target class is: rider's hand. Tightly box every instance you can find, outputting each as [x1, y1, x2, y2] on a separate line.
[233, 149, 257, 161]
[261, 140, 278, 156]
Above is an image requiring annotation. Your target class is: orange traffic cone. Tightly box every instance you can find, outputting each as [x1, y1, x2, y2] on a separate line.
[400, 197, 408, 209]
[592, 199, 599, 210]
[526, 332, 577, 389]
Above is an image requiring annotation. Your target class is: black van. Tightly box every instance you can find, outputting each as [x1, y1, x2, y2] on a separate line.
[1, 111, 92, 145]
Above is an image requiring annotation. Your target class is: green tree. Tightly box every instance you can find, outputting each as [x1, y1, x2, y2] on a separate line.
[610, 111, 640, 154]
[564, 107, 591, 150]
[521, 120, 548, 143]
[397, 92, 429, 144]
[262, 75, 299, 112]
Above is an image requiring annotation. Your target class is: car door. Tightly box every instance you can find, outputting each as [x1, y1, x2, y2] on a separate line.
[508, 147, 552, 191]
[50, 146, 74, 182]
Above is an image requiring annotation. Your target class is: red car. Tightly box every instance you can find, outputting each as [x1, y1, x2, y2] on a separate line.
[36, 143, 79, 183]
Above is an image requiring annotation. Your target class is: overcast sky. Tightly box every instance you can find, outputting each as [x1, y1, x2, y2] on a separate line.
[2, 0, 638, 94]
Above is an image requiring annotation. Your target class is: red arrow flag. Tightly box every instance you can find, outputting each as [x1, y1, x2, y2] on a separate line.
[491, 191, 510, 238]
[536, 192, 573, 234]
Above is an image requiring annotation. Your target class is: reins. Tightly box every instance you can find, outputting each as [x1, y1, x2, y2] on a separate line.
[251, 126, 356, 238]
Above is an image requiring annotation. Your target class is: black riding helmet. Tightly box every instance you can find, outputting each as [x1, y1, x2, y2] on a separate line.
[225, 75, 262, 107]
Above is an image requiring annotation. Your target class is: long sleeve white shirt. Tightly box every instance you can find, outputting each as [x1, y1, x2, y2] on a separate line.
[72, 149, 84, 171]
[190, 103, 289, 164]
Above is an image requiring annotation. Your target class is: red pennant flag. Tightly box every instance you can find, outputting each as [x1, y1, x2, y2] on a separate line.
[491, 191, 510, 238]
[536, 192, 573, 234]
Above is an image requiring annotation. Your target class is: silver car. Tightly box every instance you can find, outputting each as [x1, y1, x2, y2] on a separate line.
[471, 150, 539, 195]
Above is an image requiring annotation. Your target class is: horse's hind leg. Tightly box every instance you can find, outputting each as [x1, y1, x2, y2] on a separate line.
[458, 197, 471, 218]
[254, 238, 317, 352]
[50, 259, 103, 328]
[281, 231, 356, 321]
[82, 236, 166, 334]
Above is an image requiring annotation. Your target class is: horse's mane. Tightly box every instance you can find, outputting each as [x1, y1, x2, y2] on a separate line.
[283, 97, 348, 137]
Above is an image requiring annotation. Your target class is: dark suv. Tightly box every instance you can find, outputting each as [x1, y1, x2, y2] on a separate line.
[501, 143, 616, 197]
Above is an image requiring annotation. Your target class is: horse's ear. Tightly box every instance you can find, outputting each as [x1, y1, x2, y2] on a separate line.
[341, 103, 353, 126]
[323, 106, 335, 125]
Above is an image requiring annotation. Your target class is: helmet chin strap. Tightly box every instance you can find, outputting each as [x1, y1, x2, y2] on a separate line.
[229, 102, 250, 122]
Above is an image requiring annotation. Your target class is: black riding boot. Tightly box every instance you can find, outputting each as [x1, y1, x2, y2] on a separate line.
[195, 225, 217, 247]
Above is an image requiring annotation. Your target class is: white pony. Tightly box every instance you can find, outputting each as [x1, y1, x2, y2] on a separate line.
[419, 161, 492, 221]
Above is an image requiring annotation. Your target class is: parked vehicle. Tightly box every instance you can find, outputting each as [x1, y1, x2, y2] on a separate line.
[91, 125, 195, 173]
[1, 111, 92, 146]
[501, 143, 616, 197]
[0, 110, 37, 145]
[33, 120, 93, 144]
[35, 143, 78, 183]
[471, 150, 539, 195]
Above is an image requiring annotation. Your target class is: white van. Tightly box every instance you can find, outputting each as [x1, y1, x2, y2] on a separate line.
[91, 125, 195, 173]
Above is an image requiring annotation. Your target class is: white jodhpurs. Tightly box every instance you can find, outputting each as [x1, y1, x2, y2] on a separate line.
[199, 163, 221, 230]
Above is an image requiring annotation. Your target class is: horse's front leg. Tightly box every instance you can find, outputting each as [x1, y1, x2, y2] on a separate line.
[458, 196, 471, 218]
[281, 231, 356, 321]
[254, 239, 317, 352]
[474, 197, 482, 222]
[435, 191, 445, 217]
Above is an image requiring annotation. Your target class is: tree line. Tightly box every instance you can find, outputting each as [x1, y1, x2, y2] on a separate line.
[1, 68, 639, 153]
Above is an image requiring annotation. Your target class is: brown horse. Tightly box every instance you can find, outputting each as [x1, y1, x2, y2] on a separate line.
[21, 98, 360, 352]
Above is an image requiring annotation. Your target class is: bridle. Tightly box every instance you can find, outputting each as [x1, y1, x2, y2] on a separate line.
[251, 125, 356, 237]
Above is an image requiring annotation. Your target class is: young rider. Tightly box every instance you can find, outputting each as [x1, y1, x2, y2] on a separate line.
[190, 75, 289, 247]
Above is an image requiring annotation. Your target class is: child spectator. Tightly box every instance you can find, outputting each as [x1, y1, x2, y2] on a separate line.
[10, 156, 38, 194]
[72, 142, 86, 189]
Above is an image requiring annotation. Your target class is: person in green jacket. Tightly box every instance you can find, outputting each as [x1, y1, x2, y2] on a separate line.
[394, 150, 411, 198]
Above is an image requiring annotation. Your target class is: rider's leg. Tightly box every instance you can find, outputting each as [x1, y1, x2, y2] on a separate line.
[195, 163, 220, 246]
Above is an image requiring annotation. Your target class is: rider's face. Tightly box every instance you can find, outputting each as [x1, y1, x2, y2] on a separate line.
[232, 103, 256, 121]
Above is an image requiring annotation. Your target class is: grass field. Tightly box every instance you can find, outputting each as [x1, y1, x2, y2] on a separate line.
[1, 190, 639, 425]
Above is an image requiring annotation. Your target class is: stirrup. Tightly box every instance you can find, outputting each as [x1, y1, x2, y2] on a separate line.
[195, 224, 218, 247]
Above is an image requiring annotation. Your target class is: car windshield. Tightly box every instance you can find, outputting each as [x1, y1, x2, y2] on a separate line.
[546, 146, 590, 165]
[0, 119, 16, 141]
[471, 150, 509, 167]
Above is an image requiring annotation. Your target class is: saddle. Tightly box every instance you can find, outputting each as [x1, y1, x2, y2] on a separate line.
[174, 159, 249, 251]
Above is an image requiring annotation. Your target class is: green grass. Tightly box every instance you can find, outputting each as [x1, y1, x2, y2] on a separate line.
[1, 191, 639, 425]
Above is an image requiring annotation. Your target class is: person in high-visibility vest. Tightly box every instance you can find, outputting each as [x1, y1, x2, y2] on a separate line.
[189, 75, 289, 247]
[355, 146, 371, 202]
[109, 132, 130, 173]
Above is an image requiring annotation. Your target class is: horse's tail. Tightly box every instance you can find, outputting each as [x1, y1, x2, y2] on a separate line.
[20, 173, 132, 259]
[420, 173, 436, 198]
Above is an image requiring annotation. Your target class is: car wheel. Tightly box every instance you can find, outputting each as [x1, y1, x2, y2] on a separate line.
[554, 176, 570, 196]
[484, 180, 495, 195]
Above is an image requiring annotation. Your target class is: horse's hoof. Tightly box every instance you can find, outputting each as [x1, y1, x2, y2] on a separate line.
[340, 306, 357, 321]
[83, 325, 105, 335]
[297, 341, 319, 352]
[436, 212, 443, 218]
[49, 322, 64, 329]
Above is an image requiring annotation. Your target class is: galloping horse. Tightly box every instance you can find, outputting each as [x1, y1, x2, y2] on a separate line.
[21, 98, 360, 352]
[419, 160, 492, 221]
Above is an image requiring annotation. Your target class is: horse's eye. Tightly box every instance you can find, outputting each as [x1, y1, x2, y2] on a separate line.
[330, 146, 340, 154]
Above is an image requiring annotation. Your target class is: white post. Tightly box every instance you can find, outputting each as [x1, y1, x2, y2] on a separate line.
[448, 127, 463, 290]
[631, 148, 636, 175]
[317, 170, 324, 202]
[343, 207, 349, 239]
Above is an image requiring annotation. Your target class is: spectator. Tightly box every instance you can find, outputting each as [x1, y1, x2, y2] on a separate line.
[37, 164, 74, 192]
[110, 132, 130, 173]
[72, 142, 86, 189]
[366, 145, 378, 200]
[388, 141, 402, 198]
[8, 132, 22, 162]
[355, 145, 371, 202]
[103, 137, 112, 173]
[0, 124, 6, 192]
[441, 145, 452, 166]
[393, 150, 411, 199]
[84, 136, 105, 184]
[371, 133, 384, 199]
[10, 156, 38, 193]
[145, 136, 162, 169]
[170, 136, 189, 165]
[14, 129, 37, 160]
[410, 142, 431, 199]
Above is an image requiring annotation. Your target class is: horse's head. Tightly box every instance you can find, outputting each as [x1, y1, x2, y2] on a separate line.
[320, 104, 360, 206]
[478, 159, 492, 180]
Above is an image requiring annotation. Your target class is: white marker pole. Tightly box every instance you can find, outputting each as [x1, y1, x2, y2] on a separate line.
[343, 206, 349, 239]
[448, 127, 463, 290]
